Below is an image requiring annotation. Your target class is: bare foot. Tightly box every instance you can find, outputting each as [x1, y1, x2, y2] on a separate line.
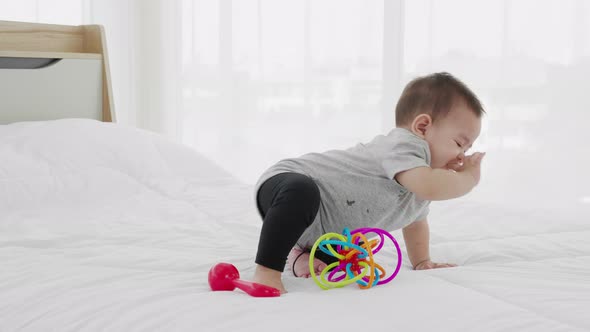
[287, 247, 328, 278]
[252, 265, 287, 294]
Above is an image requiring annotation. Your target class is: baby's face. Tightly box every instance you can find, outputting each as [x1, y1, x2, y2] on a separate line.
[424, 101, 482, 169]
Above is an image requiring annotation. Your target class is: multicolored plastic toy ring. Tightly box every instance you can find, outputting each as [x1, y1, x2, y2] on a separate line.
[309, 227, 402, 290]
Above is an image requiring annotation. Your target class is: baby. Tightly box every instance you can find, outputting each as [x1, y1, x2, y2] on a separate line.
[252, 72, 485, 293]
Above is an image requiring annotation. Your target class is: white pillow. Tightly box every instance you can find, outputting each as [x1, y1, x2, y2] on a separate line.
[0, 118, 234, 182]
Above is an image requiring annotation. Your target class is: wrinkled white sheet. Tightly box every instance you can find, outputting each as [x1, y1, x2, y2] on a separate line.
[1, 119, 589, 331]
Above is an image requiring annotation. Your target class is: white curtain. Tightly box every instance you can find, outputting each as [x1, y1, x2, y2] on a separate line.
[177, 0, 393, 186]
[2, 0, 590, 209]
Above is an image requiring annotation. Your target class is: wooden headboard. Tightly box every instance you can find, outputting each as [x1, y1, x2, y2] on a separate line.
[0, 20, 115, 123]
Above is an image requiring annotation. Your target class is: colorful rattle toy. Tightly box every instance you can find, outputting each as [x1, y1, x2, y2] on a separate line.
[309, 227, 402, 290]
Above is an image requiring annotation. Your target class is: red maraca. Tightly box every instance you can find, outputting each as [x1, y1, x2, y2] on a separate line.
[208, 263, 281, 297]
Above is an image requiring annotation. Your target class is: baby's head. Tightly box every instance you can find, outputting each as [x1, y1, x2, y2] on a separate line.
[395, 72, 484, 170]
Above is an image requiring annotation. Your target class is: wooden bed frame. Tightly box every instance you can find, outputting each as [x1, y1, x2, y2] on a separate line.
[0, 20, 115, 123]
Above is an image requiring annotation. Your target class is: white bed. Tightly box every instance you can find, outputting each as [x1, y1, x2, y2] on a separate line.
[1, 20, 589, 332]
[1, 119, 589, 332]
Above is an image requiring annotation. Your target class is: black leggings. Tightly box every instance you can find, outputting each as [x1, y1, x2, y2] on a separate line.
[255, 172, 338, 272]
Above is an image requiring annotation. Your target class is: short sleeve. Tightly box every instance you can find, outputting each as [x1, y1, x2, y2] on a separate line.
[415, 204, 430, 221]
[381, 133, 431, 182]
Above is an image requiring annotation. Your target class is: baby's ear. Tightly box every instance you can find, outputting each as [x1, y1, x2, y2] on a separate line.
[411, 114, 432, 137]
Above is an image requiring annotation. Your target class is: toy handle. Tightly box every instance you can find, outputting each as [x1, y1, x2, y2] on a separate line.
[232, 279, 281, 297]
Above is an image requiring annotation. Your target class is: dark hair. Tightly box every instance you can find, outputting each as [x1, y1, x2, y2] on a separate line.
[395, 72, 485, 127]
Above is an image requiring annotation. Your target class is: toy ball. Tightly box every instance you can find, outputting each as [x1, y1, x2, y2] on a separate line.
[309, 227, 402, 290]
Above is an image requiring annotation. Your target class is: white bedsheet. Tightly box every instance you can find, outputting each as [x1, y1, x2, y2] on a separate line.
[1, 119, 589, 331]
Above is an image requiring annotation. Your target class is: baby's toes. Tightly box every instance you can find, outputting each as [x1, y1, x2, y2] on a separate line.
[315, 262, 328, 272]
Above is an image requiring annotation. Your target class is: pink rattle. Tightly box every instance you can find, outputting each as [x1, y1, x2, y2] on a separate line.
[208, 262, 281, 297]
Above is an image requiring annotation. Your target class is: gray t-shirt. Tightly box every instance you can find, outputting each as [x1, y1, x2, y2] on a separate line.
[254, 127, 432, 248]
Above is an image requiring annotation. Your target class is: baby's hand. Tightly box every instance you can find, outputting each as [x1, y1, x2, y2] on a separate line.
[414, 260, 458, 270]
[456, 152, 486, 185]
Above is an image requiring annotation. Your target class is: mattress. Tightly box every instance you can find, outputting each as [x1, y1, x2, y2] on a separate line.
[1, 119, 589, 331]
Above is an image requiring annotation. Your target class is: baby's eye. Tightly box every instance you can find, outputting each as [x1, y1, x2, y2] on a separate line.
[455, 141, 462, 148]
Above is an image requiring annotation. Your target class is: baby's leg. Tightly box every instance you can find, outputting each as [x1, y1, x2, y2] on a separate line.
[253, 173, 321, 293]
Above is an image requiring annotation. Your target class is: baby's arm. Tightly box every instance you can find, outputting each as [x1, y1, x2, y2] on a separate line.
[395, 152, 485, 201]
[402, 219, 457, 270]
